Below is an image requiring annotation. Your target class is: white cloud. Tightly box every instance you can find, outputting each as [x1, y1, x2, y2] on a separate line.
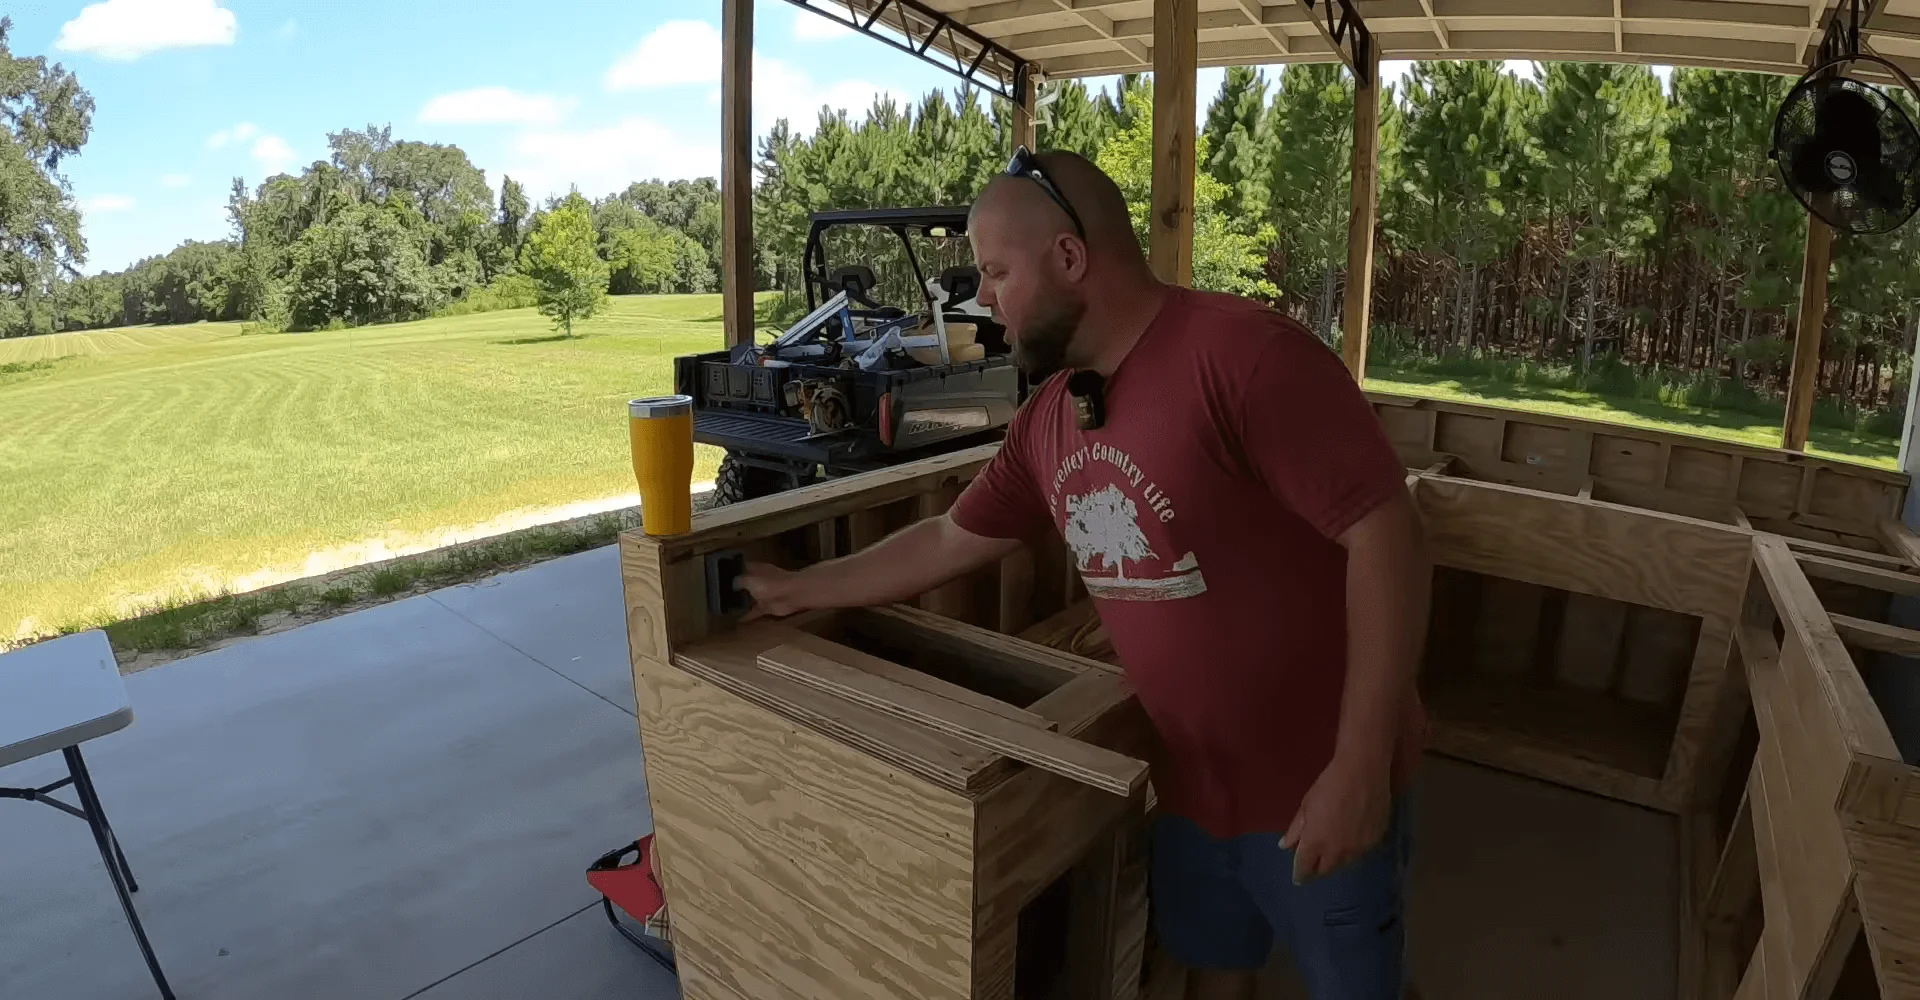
[83, 194, 137, 214]
[753, 55, 913, 135]
[793, 9, 853, 42]
[419, 87, 573, 126]
[251, 135, 297, 175]
[207, 121, 258, 149]
[506, 117, 719, 202]
[605, 20, 720, 90]
[55, 0, 237, 60]
[159, 173, 191, 188]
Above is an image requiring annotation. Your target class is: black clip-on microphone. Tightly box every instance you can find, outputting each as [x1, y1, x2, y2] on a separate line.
[1067, 370, 1106, 431]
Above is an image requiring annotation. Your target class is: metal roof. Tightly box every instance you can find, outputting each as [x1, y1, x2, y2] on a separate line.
[812, 0, 1920, 85]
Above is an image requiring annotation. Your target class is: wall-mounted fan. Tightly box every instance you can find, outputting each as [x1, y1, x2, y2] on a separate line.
[1771, 0, 1920, 235]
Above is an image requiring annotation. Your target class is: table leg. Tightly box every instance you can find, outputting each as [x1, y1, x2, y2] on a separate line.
[63, 747, 175, 1000]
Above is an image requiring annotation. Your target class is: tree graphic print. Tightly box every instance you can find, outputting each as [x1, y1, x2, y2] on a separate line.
[1064, 485, 1158, 580]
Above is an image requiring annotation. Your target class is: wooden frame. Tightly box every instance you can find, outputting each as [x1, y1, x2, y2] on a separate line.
[1679, 534, 1920, 1000]
[620, 448, 1155, 1000]
[1369, 391, 1907, 545]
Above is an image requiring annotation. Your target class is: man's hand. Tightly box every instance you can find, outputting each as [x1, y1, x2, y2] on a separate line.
[1281, 755, 1392, 884]
[738, 563, 808, 620]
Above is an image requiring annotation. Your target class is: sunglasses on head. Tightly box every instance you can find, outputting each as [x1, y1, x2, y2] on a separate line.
[1006, 145, 1086, 239]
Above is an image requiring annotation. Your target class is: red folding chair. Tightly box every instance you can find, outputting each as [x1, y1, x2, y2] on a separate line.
[587, 834, 676, 974]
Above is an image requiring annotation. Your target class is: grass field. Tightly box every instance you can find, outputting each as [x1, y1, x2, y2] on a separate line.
[2, 296, 726, 641]
[1, 292, 1904, 644]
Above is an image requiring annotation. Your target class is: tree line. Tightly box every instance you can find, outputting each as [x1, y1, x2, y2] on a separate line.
[6, 7, 1918, 418]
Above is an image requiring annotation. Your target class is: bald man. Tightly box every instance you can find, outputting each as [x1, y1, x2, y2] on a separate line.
[742, 150, 1430, 1000]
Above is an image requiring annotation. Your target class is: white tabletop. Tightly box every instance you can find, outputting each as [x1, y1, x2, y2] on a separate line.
[0, 630, 133, 770]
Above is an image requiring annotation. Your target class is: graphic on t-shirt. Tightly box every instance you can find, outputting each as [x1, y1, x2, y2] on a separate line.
[1062, 483, 1207, 602]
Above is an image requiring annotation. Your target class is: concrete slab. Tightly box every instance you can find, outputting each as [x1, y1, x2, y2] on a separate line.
[428, 546, 636, 715]
[0, 584, 653, 1000]
[411, 904, 680, 1000]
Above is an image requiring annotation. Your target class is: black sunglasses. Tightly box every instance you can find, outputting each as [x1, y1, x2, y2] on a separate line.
[1007, 145, 1086, 238]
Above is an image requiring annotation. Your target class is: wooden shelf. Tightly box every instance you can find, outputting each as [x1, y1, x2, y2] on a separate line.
[1425, 675, 1679, 809]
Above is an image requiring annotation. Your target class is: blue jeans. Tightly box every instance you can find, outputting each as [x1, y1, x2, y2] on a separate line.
[1150, 796, 1412, 999]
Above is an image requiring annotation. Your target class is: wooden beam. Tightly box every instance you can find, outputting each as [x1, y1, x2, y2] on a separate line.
[1796, 551, 1920, 598]
[721, 0, 756, 350]
[1012, 67, 1038, 157]
[1881, 516, 1920, 569]
[1831, 614, 1920, 658]
[1340, 38, 1381, 384]
[756, 641, 1150, 796]
[1149, 0, 1198, 287]
[1783, 212, 1833, 452]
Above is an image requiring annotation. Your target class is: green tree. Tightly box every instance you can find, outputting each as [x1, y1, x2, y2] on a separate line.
[607, 216, 680, 293]
[1268, 63, 1356, 338]
[1097, 85, 1274, 298]
[522, 192, 607, 336]
[1534, 62, 1669, 370]
[286, 201, 437, 328]
[1036, 79, 1119, 160]
[0, 16, 94, 337]
[1202, 66, 1272, 223]
[1391, 61, 1529, 350]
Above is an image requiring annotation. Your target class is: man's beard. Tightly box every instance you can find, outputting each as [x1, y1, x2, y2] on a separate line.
[1009, 293, 1087, 381]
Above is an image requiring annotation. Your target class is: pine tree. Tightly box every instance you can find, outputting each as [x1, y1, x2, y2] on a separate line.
[1201, 66, 1272, 222]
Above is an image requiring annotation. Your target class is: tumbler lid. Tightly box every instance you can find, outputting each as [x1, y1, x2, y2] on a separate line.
[629, 395, 693, 418]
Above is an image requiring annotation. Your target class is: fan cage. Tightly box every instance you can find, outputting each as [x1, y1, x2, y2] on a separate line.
[1773, 54, 1920, 235]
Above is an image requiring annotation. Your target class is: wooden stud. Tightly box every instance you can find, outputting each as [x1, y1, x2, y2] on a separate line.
[1340, 38, 1381, 383]
[720, 0, 755, 350]
[756, 641, 1149, 797]
[1012, 69, 1038, 153]
[1783, 213, 1833, 452]
[1731, 506, 1753, 530]
[1880, 516, 1920, 569]
[1148, 0, 1196, 286]
[1830, 614, 1920, 658]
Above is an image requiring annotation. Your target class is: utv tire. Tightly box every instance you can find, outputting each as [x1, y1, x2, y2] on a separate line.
[712, 452, 793, 506]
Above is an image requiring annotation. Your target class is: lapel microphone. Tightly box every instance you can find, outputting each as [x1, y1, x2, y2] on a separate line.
[1067, 370, 1106, 431]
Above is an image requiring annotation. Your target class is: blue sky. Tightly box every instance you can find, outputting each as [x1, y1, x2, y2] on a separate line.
[7, 1, 1662, 275]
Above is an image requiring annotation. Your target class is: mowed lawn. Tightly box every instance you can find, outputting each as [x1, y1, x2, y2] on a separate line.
[2, 296, 728, 639]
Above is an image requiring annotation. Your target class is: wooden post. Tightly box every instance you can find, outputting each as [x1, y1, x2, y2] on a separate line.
[1012, 66, 1038, 153]
[1782, 213, 1832, 452]
[1341, 43, 1382, 383]
[1149, 0, 1197, 287]
[720, 0, 756, 350]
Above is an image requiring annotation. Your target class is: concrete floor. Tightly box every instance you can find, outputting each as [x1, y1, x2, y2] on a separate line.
[2, 542, 1679, 1000]
[0, 546, 678, 1000]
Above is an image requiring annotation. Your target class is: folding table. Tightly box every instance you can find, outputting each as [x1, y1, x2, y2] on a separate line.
[0, 629, 175, 1000]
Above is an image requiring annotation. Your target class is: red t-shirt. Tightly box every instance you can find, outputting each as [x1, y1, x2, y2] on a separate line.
[950, 286, 1426, 838]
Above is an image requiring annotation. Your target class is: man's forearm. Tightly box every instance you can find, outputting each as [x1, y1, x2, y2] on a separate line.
[1333, 496, 1431, 775]
[788, 515, 1017, 610]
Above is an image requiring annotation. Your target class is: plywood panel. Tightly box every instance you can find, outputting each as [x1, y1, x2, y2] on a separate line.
[1434, 412, 1503, 462]
[1591, 433, 1664, 485]
[1737, 461, 1803, 518]
[1416, 476, 1752, 620]
[1669, 446, 1737, 498]
[1472, 578, 1548, 678]
[1501, 422, 1571, 471]
[667, 871, 971, 1000]
[1844, 820, 1920, 1000]
[1809, 467, 1897, 527]
[637, 658, 975, 869]
[1555, 593, 1629, 692]
[647, 772, 973, 987]
[1617, 605, 1698, 708]
[1375, 402, 1434, 452]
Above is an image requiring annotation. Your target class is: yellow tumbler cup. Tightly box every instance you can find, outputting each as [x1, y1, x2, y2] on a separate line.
[629, 395, 695, 536]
